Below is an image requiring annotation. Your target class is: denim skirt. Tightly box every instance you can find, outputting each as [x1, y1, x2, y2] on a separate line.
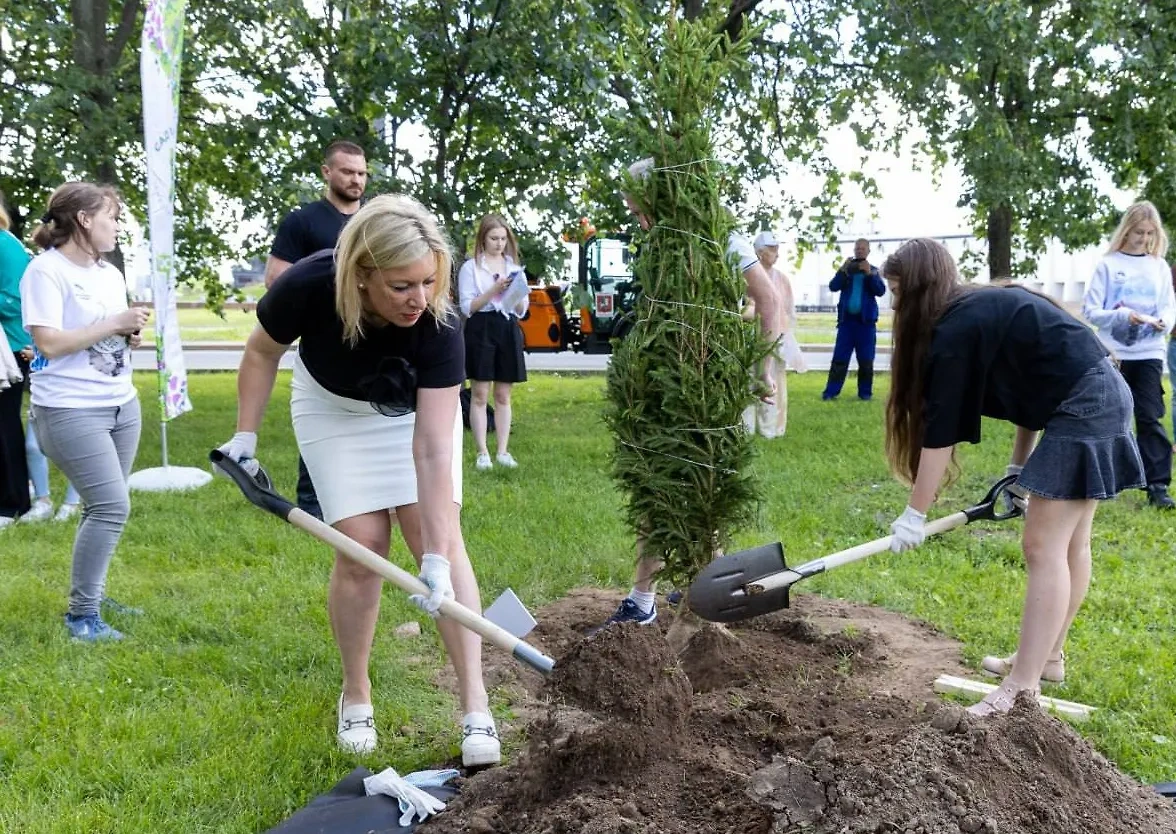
[1019, 357, 1145, 500]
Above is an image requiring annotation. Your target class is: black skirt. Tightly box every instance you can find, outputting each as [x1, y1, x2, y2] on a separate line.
[464, 311, 527, 383]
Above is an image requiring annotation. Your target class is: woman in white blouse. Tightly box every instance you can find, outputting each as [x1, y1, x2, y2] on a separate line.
[457, 214, 529, 471]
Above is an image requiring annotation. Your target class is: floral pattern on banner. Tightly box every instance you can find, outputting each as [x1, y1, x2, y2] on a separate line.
[141, 0, 192, 421]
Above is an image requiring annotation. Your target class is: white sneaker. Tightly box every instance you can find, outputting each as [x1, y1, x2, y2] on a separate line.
[0, 516, 14, 530]
[495, 452, 518, 469]
[475, 453, 493, 471]
[22, 499, 53, 523]
[54, 503, 80, 522]
[337, 694, 377, 754]
[461, 712, 501, 768]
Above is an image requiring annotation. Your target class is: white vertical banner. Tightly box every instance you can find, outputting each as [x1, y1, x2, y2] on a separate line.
[141, 0, 191, 420]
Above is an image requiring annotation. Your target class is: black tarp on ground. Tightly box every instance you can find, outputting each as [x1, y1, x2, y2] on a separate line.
[264, 768, 458, 834]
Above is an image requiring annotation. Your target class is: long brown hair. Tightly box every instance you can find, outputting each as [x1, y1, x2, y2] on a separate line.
[472, 213, 520, 263]
[883, 238, 965, 484]
[31, 182, 121, 261]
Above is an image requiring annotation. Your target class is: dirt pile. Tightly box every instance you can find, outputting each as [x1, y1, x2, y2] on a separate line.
[423, 590, 1176, 834]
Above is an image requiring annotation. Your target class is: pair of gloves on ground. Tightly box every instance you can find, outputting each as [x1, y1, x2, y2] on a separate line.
[889, 464, 1027, 552]
[363, 767, 458, 825]
[216, 431, 455, 616]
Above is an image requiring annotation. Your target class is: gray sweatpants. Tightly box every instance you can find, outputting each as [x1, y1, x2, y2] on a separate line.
[32, 398, 141, 617]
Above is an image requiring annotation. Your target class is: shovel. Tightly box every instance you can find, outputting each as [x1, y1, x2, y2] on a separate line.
[209, 450, 555, 675]
[687, 474, 1023, 623]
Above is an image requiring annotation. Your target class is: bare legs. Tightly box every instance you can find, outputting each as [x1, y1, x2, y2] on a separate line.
[329, 504, 488, 716]
[396, 503, 489, 715]
[470, 380, 514, 459]
[970, 495, 1097, 715]
[493, 383, 513, 457]
[470, 381, 492, 458]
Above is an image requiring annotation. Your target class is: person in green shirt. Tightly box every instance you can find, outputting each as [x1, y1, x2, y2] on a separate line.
[0, 201, 32, 527]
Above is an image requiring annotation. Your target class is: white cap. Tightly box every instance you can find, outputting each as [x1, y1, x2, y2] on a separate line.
[753, 231, 779, 250]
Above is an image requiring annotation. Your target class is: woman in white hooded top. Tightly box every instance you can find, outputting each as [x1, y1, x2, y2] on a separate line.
[1081, 200, 1176, 509]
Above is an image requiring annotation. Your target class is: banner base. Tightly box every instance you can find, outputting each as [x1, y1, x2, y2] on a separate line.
[128, 466, 212, 492]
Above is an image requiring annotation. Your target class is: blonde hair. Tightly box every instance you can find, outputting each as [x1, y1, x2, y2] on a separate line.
[0, 202, 9, 232]
[472, 213, 520, 263]
[1108, 200, 1169, 258]
[334, 194, 455, 345]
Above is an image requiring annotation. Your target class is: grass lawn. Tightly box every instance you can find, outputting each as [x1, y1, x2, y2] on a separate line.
[152, 308, 892, 347]
[2, 371, 1174, 832]
[140, 306, 260, 345]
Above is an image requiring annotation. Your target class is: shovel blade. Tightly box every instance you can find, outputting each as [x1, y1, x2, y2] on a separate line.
[687, 542, 791, 623]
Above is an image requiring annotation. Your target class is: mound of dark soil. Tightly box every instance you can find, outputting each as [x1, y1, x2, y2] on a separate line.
[424, 589, 1175, 834]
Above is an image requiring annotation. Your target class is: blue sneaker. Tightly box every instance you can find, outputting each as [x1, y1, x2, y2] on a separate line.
[592, 595, 658, 635]
[64, 613, 123, 642]
[101, 597, 143, 617]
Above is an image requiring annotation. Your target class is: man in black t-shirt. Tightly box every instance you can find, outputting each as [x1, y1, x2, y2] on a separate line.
[264, 140, 369, 518]
[265, 141, 368, 287]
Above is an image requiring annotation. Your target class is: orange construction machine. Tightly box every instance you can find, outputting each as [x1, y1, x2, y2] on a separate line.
[518, 234, 636, 354]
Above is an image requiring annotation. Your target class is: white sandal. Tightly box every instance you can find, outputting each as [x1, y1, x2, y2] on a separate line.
[337, 693, 377, 754]
[980, 651, 1064, 684]
[461, 712, 501, 768]
[966, 680, 1039, 718]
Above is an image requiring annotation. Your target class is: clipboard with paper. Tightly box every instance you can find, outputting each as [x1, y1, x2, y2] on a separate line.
[499, 268, 530, 313]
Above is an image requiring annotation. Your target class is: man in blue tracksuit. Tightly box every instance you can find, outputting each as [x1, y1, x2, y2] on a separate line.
[822, 238, 886, 401]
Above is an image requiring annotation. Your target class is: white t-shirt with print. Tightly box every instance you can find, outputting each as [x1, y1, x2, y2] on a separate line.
[20, 248, 136, 408]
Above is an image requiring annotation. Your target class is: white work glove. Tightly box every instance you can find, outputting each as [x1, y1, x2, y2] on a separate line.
[216, 431, 260, 477]
[1005, 463, 1028, 513]
[889, 506, 927, 553]
[363, 767, 447, 826]
[409, 553, 454, 617]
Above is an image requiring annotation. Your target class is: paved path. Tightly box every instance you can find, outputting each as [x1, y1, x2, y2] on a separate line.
[133, 345, 891, 374]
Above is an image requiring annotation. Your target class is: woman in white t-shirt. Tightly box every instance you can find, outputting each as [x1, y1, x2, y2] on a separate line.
[457, 214, 529, 471]
[20, 183, 150, 642]
[1081, 200, 1176, 509]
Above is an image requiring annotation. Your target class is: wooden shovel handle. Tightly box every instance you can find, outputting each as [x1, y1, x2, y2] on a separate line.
[748, 510, 969, 595]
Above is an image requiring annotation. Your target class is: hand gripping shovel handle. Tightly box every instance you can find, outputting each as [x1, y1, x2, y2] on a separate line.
[748, 473, 1022, 596]
[687, 474, 1023, 622]
[209, 450, 555, 675]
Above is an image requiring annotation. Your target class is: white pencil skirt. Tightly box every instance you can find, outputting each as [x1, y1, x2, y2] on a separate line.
[290, 356, 463, 525]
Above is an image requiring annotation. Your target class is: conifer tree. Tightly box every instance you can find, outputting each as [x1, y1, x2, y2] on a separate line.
[605, 9, 768, 597]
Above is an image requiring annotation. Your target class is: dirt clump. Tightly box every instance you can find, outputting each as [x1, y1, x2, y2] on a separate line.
[422, 589, 1176, 834]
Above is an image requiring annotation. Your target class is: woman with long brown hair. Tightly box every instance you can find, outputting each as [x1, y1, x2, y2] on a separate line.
[457, 214, 528, 471]
[883, 238, 1143, 716]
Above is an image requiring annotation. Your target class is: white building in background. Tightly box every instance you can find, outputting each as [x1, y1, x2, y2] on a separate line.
[783, 234, 1106, 311]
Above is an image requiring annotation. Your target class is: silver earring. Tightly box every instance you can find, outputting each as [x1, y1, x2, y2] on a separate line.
[358, 283, 365, 289]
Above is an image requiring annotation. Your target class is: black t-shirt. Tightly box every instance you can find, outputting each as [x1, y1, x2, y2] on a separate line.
[256, 251, 465, 410]
[922, 286, 1108, 448]
[270, 199, 354, 263]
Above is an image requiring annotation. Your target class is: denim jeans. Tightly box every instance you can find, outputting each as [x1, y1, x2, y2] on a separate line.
[32, 398, 141, 617]
[26, 408, 81, 504]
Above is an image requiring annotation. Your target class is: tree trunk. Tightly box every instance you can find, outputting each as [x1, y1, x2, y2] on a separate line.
[986, 203, 1012, 280]
[69, 1, 132, 274]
